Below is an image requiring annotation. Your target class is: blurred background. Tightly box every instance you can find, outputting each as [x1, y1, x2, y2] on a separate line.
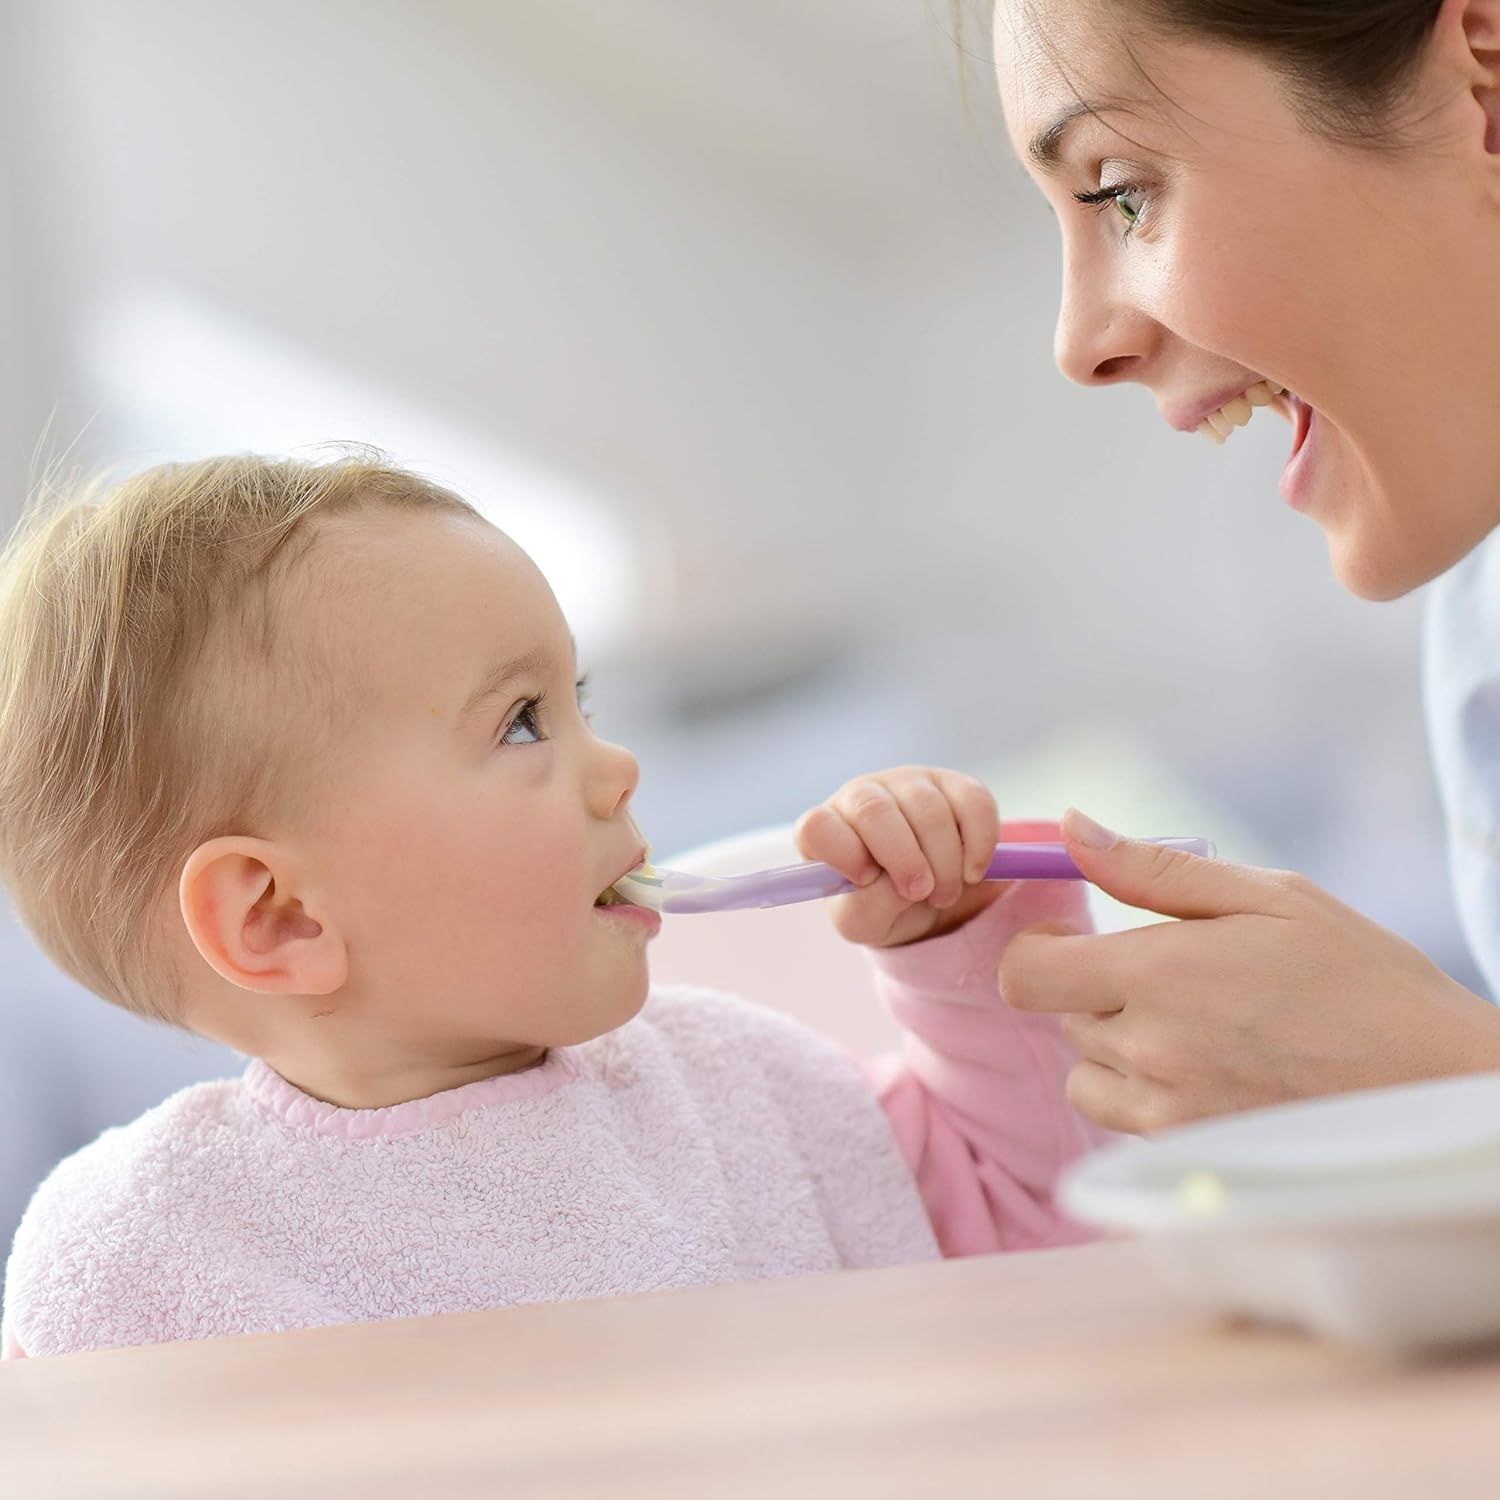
[0, 0, 1474, 1290]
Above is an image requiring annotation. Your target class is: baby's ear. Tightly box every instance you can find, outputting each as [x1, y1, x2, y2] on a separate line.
[178, 837, 348, 996]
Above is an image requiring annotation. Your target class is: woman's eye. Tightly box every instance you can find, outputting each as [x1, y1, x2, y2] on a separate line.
[1113, 186, 1146, 229]
[500, 698, 543, 746]
[1073, 180, 1149, 237]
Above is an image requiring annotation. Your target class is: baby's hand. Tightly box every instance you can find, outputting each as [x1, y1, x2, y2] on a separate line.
[794, 767, 1008, 948]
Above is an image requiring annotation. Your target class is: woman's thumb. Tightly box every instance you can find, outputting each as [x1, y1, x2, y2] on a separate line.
[1060, 808, 1247, 920]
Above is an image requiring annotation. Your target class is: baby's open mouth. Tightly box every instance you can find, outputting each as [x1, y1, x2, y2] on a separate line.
[594, 851, 655, 910]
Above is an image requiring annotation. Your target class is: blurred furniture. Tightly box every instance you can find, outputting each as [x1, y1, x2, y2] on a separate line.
[5, 1240, 1498, 1498]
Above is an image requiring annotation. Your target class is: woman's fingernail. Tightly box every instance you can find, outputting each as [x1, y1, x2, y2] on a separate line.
[1063, 808, 1118, 850]
[908, 873, 933, 901]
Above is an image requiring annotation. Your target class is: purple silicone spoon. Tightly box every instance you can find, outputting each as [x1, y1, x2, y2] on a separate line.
[610, 836, 1215, 915]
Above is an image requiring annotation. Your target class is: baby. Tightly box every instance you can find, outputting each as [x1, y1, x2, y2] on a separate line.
[0, 453, 1103, 1359]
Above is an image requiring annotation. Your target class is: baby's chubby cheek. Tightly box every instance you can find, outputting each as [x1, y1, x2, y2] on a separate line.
[410, 829, 575, 934]
[448, 809, 590, 927]
[324, 756, 591, 947]
[483, 856, 579, 934]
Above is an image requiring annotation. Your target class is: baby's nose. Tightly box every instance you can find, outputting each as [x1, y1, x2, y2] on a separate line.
[588, 737, 639, 818]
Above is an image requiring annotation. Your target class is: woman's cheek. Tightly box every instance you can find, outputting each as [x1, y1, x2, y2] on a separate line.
[1157, 252, 1257, 362]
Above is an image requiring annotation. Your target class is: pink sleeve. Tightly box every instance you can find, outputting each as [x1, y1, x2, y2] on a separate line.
[860, 822, 1114, 1257]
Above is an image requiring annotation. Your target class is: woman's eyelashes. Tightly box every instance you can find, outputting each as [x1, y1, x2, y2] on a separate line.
[1073, 181, 1148, 237]
[498, 676, 592, 747]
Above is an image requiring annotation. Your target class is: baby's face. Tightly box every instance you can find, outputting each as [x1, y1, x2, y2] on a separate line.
[290, 507, 653, 1064]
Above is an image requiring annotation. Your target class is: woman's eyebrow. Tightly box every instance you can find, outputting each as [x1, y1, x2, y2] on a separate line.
[1030, 101, 1094, 172]
[1029, 97, 1148, 174]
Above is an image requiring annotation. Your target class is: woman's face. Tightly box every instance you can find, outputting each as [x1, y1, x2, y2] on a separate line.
[993, 0, 1500, 600]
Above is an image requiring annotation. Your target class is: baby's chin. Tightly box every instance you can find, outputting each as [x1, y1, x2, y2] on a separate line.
[600, 971, 652, 1036]
[529, 972, 652, 1049]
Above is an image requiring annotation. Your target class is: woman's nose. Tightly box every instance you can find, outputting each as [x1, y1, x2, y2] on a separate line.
[1053, 244, 1154, 388]
[587, 736, 640, 820]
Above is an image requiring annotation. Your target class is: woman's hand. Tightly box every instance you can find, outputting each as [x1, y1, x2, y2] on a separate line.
[1001, 810, 1500, 1133]
[794, 767, 1009, 948]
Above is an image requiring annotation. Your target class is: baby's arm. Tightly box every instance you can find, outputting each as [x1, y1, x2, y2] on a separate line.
[861, 831, 1111, 1255]
[795, 772, 1111, 1255]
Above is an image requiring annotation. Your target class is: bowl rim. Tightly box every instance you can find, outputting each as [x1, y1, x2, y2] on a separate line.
[1060, 1070, 1500, 1235]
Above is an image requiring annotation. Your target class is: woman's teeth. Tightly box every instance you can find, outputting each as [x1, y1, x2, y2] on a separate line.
[1198, 380, 1286, 445]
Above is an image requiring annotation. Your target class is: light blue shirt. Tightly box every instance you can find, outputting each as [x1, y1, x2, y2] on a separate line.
[1424, 526, 1500, 1001]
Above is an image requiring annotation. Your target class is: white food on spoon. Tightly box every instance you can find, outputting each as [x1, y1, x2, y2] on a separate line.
[597, 856, 659, 909]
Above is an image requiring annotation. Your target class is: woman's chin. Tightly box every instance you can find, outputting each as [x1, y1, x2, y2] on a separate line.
[1329, 542, 1407, 602]
[1326, 523, 1439, 603]
[1317, 450, 1485, 600]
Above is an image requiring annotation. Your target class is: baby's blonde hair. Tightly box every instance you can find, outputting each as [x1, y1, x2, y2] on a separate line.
[0, 450, 476, 1025]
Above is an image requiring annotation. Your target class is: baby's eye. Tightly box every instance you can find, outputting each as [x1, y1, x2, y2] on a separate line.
[500, 697, 543, 746]
[576, 673, 592, 722]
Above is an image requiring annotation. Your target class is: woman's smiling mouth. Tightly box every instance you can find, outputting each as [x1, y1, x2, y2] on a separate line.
[1190, 379, 1288, 445]
[1175, 379, 1321, 512]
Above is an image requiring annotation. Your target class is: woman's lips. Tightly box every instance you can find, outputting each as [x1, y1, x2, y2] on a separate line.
[1279, 395, 1319, 511]
[1289, 394, 1312, 458]
[1180, 380, 1322, 512]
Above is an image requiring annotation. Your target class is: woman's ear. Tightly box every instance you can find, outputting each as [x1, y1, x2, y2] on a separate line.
[1446, 0, 1500, 159]
[179, 837, 348, 996]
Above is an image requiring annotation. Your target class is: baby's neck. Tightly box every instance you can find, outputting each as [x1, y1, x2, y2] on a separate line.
[183, 973, 553, 1108]
[263, 1042, 550, 1110]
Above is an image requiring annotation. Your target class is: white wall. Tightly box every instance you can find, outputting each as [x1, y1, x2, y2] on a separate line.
[0, 0, 61, 517]
[0, 0, 1459, 935]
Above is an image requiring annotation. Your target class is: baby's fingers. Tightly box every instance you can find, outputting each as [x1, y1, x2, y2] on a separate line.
[888, 775, 967, 908]
[793, 804, 880, 888]
[827, 870, 921, 947]
[831, 778, 933, 903]
[933, 771, 1000, 885]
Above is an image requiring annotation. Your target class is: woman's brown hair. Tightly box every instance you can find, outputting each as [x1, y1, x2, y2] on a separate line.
[1131, 1, 1447, 140]
[977, 1, 1448, 142]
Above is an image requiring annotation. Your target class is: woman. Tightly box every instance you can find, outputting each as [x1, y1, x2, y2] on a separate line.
[989, 0, 1500, 1132]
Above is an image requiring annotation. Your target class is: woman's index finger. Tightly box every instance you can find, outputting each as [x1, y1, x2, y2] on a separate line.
[999, 925, 1130, 1015]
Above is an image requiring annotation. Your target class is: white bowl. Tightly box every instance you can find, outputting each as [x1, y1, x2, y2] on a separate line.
[1059, 1071, 1500, 1357]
